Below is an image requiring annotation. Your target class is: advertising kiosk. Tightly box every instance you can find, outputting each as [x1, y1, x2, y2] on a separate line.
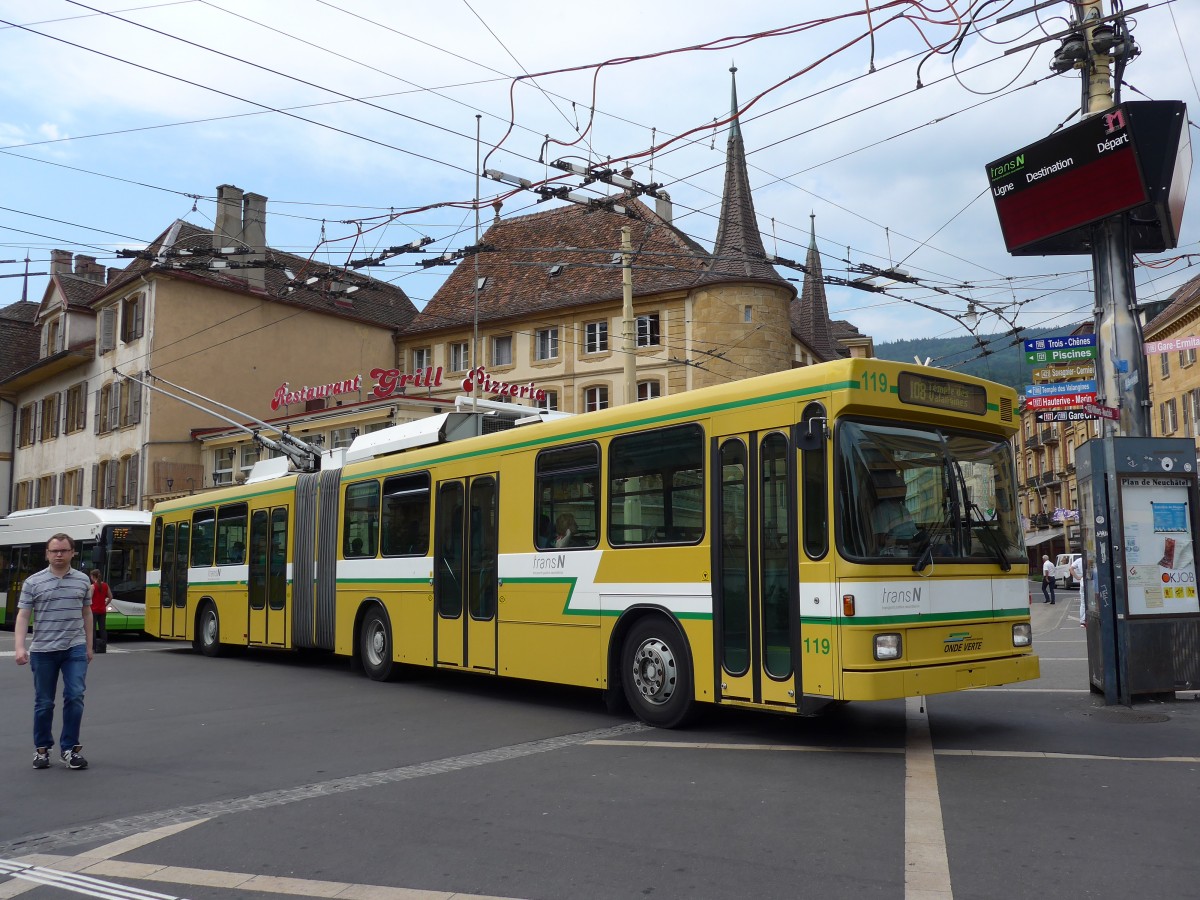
[1076, 436, 1200, 704]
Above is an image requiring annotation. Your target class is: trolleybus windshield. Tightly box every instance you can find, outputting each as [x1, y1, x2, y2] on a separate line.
[78, 525, 150, 604]
[838, 419, 1023, 564]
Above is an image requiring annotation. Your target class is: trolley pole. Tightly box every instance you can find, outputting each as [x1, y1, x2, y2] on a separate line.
[621, 225, 636, 406]
[1078, 0, 1150, 437]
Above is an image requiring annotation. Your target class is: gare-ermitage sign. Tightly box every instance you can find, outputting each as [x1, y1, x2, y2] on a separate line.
[1034, 409, 1098, 423]
[1144, 335, 1200, 356]
[271, 364, 548, 411]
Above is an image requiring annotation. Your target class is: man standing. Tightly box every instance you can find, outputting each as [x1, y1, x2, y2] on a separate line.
[1041, 554, 1056, 605]
[14, 533, 93, 770]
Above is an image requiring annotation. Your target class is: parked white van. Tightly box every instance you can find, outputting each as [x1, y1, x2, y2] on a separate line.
[1052, 553, 1082, 588]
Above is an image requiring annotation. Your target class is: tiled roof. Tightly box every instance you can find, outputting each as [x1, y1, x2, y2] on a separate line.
[0, 302, 39, 381]
[789, 219, 842, 362]
[409, 198, 713, 335]
[55, 274, 108, 309]
[706, 73, 792, 291]
[0, 299, 38, 323]
[1144, 270, 1200, 337]
[99, 220, 419, 331]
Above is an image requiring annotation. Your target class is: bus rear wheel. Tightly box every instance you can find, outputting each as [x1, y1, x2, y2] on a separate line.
[196, 603, 223, 658]
[621, 619, 695, 728]
[360, 607, 397, 682]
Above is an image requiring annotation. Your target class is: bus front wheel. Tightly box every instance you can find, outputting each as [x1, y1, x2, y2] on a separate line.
[360, 607, 397, 682]
[196, 603, 223, 658]
[621, 619, 695, 728]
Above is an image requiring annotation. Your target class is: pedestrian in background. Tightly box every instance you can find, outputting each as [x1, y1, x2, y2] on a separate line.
[13, 533, 93, 770]
[1072, 555, 1086, 626]
[1041, 554, 1056, 604]
[89, 569, 111, 653]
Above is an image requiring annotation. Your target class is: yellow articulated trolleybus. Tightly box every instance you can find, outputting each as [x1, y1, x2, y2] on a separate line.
[146, 359, 1038, 727]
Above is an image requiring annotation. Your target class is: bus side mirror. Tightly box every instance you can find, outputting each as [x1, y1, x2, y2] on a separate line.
[797, 417, 827, 452]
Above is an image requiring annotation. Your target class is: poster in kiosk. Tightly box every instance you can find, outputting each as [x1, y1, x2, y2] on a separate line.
[1076, 437, 1200, 705]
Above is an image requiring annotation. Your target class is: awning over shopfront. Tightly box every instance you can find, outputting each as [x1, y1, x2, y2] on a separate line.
[1023, 527, 1064, 549]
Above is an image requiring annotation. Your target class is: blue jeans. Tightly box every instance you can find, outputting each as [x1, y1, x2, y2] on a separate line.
[29, 644, 88, 753]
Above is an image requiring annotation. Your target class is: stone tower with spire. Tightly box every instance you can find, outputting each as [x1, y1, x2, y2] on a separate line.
[689, 66, 797, 390]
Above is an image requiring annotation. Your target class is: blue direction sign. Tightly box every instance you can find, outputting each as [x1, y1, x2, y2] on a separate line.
[1023, 334, 1097, 353]
[1025, 380, 1098, 398]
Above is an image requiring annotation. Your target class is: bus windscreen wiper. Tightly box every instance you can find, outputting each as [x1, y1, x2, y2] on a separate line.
[950, 456, 1011, 572]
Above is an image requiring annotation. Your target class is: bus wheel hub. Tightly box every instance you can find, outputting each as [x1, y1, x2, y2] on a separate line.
[632, 638, 676, 705]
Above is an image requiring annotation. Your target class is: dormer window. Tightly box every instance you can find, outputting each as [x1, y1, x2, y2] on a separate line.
[121, 293, 145, 343]
[40, 317, 63, 358]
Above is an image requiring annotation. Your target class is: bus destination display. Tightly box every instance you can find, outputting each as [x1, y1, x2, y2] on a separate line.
[897, 372, 987, 416]
[985, 100, 1189, 255]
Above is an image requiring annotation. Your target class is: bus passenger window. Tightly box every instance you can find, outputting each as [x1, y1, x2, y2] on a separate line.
[609, 424, 704, 547]
[381, 472, 431, 556]
[535, 444, 599, 550]
[344, 481, 380, 558]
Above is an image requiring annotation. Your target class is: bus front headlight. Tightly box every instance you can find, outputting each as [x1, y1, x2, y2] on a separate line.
[874, 633, 902, 660]
[1012, 623, 1032, 647]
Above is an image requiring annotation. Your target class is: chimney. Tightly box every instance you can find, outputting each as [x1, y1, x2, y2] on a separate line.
[107, 267, 122, 284]
[214, 184, 244, 252]
[655, 190, 673, 226]
[242, 192, 267, 291]
[51, 249, 72, 275]
[74, 255, 105, 283]
[212, 184, 267, 290]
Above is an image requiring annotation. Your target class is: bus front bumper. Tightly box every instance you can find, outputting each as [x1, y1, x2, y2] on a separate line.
[841, 653, 1040, 701]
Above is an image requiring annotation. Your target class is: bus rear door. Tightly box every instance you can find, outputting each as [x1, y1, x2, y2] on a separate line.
[248, 507, 289, 646]
[714, 429, 799, 709]
[434, 476, 498, 673]
[159, 522, 190, 639]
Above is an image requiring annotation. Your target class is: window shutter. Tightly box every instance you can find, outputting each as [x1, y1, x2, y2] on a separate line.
[129, 378, 142, 424]
[62, 391, 71, 434]
[109, 382, 121, 429]
[58, 473, 66, 505]
[74, 470, 83, 505]
[52, 393, 61, 438]
[91, 464, 99, 507]
[34, 400, 43, 444]
[134, 295, 145, 338]
[93, 390, 102, 434]
[100, 308, 116, 353]
[126, 453, 139, 507]
[39, 325, 48, 358]
[103, 462, 116, 508]
[48, 474, 58, 507]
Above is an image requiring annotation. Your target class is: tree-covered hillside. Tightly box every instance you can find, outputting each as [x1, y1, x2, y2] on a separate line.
[874, 324, 1086, 393]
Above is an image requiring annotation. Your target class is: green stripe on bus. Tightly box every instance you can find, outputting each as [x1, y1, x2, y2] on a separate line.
[814, 606, 1031, 626]
[350, 380, 862, 479]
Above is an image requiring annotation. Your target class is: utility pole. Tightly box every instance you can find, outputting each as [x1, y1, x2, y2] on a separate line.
[1077, 0, 1150, 437]
[621, 225, 636, 406]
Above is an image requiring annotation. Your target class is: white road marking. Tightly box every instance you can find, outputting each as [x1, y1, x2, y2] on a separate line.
[904, 696, 953, 899]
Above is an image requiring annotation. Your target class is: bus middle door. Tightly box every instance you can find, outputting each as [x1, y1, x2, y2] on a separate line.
[248, 507, 289, 646]
[158, 522, 190, 639]
[713, 429, 798, 710]
[434, 476, 498, 673]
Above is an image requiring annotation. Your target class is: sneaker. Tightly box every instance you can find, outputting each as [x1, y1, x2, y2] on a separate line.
[33, 748, 50, 770]
[61, 745, 88, 770]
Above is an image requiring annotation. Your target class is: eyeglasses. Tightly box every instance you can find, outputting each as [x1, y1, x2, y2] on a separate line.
[47, 549, 73, 555]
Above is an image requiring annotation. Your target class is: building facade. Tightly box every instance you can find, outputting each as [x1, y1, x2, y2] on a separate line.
[2, 185, 418, 512]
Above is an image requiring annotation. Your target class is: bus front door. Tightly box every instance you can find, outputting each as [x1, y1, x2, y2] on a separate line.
[434, 476, 498, 673]
[248, 507, 289, 646]
[714, 430, 798, 709]
[159, 522, 190, 639]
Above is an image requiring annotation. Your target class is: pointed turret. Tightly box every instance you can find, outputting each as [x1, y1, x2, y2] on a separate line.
[710, 67, 790, 286]
[792, 214, 842, 362]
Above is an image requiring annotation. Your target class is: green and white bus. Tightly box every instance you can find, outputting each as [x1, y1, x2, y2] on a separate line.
[0, 506, 151, 632]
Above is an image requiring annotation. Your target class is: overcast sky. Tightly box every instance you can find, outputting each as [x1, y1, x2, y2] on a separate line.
[1, 0, 1197, 362]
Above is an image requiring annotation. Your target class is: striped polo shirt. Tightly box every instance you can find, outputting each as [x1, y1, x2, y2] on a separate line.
[18, 566, 91, 652]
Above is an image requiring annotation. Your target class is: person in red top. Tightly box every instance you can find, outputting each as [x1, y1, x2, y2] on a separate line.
[89, 570, 112, 654]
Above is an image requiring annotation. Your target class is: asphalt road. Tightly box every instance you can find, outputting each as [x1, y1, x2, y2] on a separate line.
[3, 590, 1199, 900]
